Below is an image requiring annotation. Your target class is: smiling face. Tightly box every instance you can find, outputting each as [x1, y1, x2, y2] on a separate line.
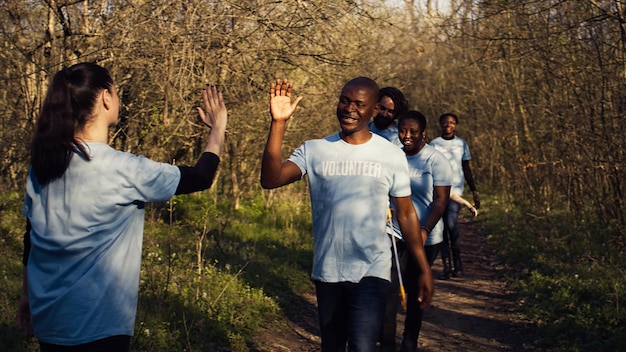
[372, 95, 396, 130]
[439, 114, 458, 139]
[336, 79, 379, 138]
[398, 117, 425, 156]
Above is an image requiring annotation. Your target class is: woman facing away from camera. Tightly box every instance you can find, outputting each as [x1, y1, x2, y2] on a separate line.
[17, 62, 227, 352]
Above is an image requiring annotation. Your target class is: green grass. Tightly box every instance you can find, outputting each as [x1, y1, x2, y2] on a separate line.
[3, 187, 625, 351]
[483, 191, 626, 351]
[0, 191, 313, 351]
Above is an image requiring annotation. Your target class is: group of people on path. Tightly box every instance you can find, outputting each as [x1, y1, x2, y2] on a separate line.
[17, 63, 478, 352]
[368, 89, 479, 352]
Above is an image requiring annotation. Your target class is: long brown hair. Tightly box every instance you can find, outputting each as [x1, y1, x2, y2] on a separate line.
[31, 62, 114, 185]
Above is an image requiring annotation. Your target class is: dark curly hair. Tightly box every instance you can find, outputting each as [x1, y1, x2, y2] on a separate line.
[379, 86, 409, 119]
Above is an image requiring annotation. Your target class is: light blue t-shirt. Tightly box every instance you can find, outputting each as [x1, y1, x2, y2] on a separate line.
[288, 133, 411, 283]
[369, 120, 402, 148]
[22, 142, 180, 345]
[429, 136, 471, 195]
[390, 144, 453, 246]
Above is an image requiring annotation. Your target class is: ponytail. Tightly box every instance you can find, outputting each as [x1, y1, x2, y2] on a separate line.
[31, 63, 114, 185]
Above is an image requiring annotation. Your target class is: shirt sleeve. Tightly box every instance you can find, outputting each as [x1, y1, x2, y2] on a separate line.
[432, 151, 454, 186]
[287, 142, 308, 178]
[462, 139, 472, 161]
[389, 151, 412, 198]
[175, 152, 220, 195]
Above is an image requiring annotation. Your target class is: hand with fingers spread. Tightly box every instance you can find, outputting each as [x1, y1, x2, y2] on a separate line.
[263, 77, 419, 350]
[270, 79, 302, 123]
[21, 63, 229, 348]
[197, 84, 227, 131]
[261, 79, 304, 189]
[196, 84, 228, 157]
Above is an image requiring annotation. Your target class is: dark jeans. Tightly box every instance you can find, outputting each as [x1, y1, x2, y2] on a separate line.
[315, 276, 390, 352]
[39, 335, 131, 352]
[441, 201, 461, 268]
[402, 243, 440, 351]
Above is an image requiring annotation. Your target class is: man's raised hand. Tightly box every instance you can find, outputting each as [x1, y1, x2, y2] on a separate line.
[270, 79, 302, 122]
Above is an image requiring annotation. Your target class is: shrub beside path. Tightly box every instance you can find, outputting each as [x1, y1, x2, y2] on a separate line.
[255, 215, 534, 351]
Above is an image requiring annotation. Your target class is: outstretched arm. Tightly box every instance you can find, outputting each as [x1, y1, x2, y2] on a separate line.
[450, 191, 478, 217]
[176, 85, 228, 195]
[392, 196, 434, 309]
[462, 160, 479, 209]
[260, 79, 304, 189]
[197, 84, 228, 157]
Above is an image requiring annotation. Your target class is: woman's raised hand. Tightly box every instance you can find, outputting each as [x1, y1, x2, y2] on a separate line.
[197, 84, 227, 131]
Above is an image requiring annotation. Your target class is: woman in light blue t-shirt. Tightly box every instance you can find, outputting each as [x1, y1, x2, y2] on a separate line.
[381, 111, 453, 352]
[18, 63, 227, 352]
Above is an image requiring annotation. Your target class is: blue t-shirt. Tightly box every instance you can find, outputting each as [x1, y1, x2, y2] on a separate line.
[369, 120, 402, 148]
[288, 133, 411, 283]
[390, 144, 453, 246]
[429, 136, 471, 195]
[22, 142, 180, 345]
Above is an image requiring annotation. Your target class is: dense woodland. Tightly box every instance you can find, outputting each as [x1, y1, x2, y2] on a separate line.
[2, 0, 624, 226]
[1, 0, 625, 350]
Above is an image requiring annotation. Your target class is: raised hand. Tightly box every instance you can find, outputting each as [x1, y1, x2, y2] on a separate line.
[270, 79, 302, 123]
[197, 84, 227, 131]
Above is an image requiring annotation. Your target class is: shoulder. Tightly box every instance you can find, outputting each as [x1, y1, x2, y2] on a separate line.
[301, 133, 340, 148]
[370, 133, 396, 146]
[370, 132, 390, 143]
[292, 133, 339, 159]
[86, 143, 173, 172]
[370, 134, 405, 155]
[424, 144, 446, 159]
[429, 136, 445, 145]
[80, 143, 136, 166]
[454, 136, 469, 144]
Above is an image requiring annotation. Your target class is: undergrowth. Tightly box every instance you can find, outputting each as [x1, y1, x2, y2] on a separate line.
[3, 185, 624, 351]
[484, 191, 626, 351]
[0, 190, 313, 352]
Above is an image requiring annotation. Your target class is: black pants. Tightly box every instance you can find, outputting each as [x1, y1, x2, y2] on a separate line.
[379, 240, 440, 352]
[401, 243, 440, 351]
[39, 335, 131, 352]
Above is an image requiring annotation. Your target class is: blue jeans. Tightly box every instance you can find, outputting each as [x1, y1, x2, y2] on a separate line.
[441, 201, 461, 268]
[314, 277, 390, 352]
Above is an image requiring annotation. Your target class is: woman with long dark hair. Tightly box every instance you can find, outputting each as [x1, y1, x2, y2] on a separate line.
[17, 62, 227, 352]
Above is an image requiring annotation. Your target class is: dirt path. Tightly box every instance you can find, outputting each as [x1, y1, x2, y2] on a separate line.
[256, 215, 533, 351]
[417, 216, 531, 351]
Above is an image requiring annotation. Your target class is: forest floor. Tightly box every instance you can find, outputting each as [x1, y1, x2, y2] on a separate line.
[254, 214, 536, 352]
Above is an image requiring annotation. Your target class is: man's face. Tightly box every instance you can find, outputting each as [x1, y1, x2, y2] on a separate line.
[336, 83, 379, 136]
[372, 95, 396, 130]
